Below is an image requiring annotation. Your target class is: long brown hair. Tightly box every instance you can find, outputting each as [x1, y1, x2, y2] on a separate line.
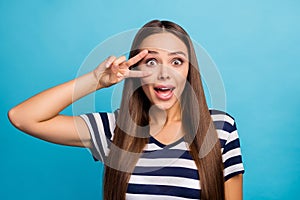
[104, 20, 224, 200]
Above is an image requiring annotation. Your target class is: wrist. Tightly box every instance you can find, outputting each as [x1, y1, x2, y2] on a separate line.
[91, 70, 104, 90]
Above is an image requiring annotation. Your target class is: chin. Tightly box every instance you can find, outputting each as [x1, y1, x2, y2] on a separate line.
[154, 103, 172, 111]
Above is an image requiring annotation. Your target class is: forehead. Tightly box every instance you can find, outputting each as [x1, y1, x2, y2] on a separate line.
[138, 32, 188, 56]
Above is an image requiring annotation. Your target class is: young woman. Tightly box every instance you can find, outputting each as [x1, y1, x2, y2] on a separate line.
[8, 20, 244, 200]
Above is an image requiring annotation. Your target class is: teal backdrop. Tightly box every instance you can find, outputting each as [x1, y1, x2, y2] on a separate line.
[1, 0, 299, 199]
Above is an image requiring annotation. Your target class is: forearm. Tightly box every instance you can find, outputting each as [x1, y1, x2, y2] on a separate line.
[225, 174, 243, 200]
[9, 71, 101, 126]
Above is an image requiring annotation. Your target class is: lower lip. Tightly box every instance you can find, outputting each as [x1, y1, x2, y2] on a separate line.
[154, 89, 174, 101]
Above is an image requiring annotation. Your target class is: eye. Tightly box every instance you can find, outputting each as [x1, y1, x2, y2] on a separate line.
[145, 58, 158, 66]
[172, 58, 183, 66]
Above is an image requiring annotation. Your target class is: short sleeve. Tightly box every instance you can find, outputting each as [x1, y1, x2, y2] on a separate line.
[79, 111, 118, 162]
[210, 109, 245, 181]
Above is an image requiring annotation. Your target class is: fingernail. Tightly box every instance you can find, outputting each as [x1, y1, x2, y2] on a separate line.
[105, 61, 111, 68]
[141, 49, 148, 54]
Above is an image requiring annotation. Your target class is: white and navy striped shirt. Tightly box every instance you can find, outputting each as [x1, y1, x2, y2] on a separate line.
[80, 109, 245, 200]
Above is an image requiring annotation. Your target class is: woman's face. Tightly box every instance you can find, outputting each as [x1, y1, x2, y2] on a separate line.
[137, 32, 189, 111]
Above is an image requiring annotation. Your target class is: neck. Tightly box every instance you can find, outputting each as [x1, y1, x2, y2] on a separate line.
[149, 101, 181, 125]
[148, 101, 185, 142]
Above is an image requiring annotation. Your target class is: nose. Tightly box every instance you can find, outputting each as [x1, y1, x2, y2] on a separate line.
[157, 65, 170, 80]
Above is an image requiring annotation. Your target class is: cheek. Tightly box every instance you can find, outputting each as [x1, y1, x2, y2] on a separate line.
[182, 64, 189, 78]
[174, 66, 189, 83]
[139, 69, 156, 100]
[139, 69, 157, 85]
[179, 65, 189, 86]
[141, 84, 152, 102]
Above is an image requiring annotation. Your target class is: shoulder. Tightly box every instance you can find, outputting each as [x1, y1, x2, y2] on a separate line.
[79, 110, 118, 124]
[209, 109, 237, 133]
[79, 110, 119, 140]
[209, 109, 235, 127]
[209, 109, 245, 180]
[79, 110, 119, 161]
[209, 109, 239, 149]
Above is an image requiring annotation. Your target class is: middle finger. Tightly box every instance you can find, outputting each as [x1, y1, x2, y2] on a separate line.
[125, 49, 148, 68]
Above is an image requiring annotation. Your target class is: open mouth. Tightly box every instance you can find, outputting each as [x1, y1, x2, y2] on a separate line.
[153, 85, 175, 100]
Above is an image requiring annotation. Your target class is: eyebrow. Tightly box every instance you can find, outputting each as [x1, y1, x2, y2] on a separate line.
[147, 50, 187, 58]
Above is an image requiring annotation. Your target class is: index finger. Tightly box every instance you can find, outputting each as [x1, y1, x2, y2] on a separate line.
[125, 49, 148, 68]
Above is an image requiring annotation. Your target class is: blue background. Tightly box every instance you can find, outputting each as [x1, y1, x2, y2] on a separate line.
[1, 0, 299, 199]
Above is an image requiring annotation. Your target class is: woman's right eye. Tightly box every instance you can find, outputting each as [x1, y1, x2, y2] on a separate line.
[145, 58, 157, 66]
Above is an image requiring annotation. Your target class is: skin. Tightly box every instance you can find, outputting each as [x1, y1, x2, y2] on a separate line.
[138, 33, 189, 113]
[137, 33, 189, 144]
[7, 50, 150, 148]
[8, 32, 243, 200]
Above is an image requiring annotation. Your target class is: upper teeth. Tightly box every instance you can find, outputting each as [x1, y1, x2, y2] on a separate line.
[156, 87, 174, 91]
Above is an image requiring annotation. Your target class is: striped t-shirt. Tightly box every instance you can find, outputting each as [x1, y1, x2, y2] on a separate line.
[80, 109, 245, 200]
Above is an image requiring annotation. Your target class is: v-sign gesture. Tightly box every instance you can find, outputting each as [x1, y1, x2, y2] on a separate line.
[93, 49, 151, 89]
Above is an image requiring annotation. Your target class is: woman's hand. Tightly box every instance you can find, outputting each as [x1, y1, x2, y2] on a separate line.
[93, 49, 151, 88]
